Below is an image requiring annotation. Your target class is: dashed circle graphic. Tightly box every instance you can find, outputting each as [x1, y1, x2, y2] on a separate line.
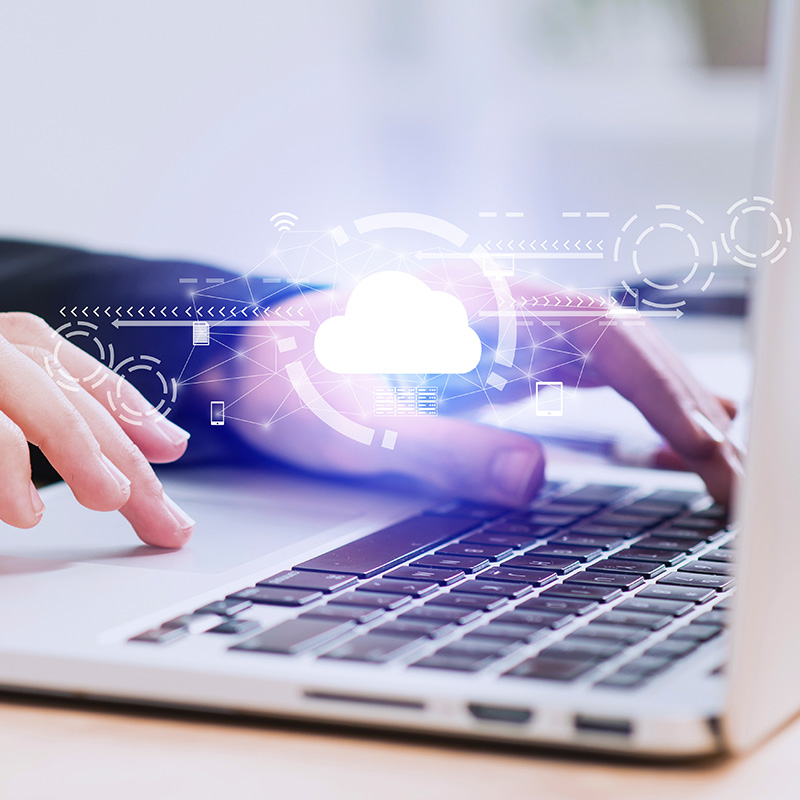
[614, 204, 717, 309]
[47, 321, 115, 392]
[109, 354, 178, 426]
[721, 196, 792, 268]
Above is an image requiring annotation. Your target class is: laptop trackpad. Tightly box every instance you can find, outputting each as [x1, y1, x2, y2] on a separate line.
[0, 474, 363, 575]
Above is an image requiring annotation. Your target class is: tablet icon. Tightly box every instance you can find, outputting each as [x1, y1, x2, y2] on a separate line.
[210, 401, 225, 426]
[535, 381, 564, 417]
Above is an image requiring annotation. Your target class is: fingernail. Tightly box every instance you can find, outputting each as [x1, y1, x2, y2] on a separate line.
[155, 418, 191, 446]
[690, 409, 726, 445]
[490, 449, 540, 503]
[100, 454, 132, 494]
[29, 482, 45, 519]
[163, 493, 195, 534]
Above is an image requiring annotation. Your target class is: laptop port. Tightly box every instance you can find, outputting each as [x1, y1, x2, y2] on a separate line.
[468, 703, 532, 724]
[574, 715, 633, 737]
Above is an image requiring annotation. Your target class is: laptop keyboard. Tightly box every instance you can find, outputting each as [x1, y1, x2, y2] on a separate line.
[128, 481, 733, 691]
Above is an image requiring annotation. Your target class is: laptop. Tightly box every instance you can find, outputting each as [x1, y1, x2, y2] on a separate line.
[0, 2, 797, 758]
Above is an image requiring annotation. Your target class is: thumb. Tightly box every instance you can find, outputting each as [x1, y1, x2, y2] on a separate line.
[383, 416, 546, 507]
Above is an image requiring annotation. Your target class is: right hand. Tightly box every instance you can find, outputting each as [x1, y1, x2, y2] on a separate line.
[0, 313, 195, 547]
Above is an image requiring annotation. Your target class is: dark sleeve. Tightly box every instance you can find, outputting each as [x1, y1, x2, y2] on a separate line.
[0, 239, 298, 469]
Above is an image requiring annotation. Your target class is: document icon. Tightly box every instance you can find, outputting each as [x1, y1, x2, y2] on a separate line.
[193, 321, 210, 345]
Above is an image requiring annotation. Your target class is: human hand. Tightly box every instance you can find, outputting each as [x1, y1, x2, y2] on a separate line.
[0, 313, 195, 547]
[218, 273, 739, 507]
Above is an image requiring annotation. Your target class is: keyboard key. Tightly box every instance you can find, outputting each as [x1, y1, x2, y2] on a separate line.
[679, 560, 732, 576]
[564, 572, 644, 591]
[469, 622, 550, 644]
[614, 548, 685, 566]
[385, 566, 463, 585]
[444, 635, 518, 656]
[569, 524, 642, 539]
[647, 526, 714, 542]
[527, 514, 580, 528]
[328, 591, 412, 610]
[528, 544, 602, 562]
[529, 501, 601, 517]
[595, 672, 647, 690]
[643, 489, 704, 507]
[233, 618, 355, 655]
[504, 554, 581, 574]
[617, 655, 672, 676]
[207, 619, 260, 635]
[505, 656, 596, 681]
[129, 628, 188, 645]
[358, 578, 438, 597]
[411, 652, 495, 672]
[412, 555, 489, 573]
[498, 608, 576, 629]
[459, 531, 538, 549]
[195, 598, 253, 616]
[300, 605, 384, 625]
[426, 502, 507, 521]
[373, 619, 456, 639]
[560, 484, 633, 505]
[670, 623, 722, 642]
[636, 584, 716, 604]
[541, 584, 622, 603]
[478, 567, 557, 587]
[699, 550, 734, 563]
[549, 533, 626, 550]
[256, 570, 357, 593]
[518, 596, 598, 616]
[484, 522, 553, 538]
[596, 610, 673, 630]
[230, 586, 323, 607]
[645, 639, 698, 658]
[636, 536, 705, 553]
[568, 624, 649, 645]
[591, 512, 663, 529]
[321, 633, 424, 663]
[691, 503, 728, 520]
[587, 559, 665, 579]
[618, 499, 685, 517]
[616, 597, 695, 616]
[657, 573, 734, 592]
[400, 605, 482, 625]
[451, 580, 532, 599]
[294, 515, 478, 578]
[425, 593, 507, 612]
[436, 542, 512, 560]
[542, 638, 627, 661]
[670, 517, 723, 532]
[695, 609, 728, 626]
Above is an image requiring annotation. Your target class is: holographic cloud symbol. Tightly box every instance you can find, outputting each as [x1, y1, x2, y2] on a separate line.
[314, 271, 481, 375]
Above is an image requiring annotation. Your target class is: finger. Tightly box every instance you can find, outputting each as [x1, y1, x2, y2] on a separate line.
[16, 345, 194, 548]
[718, 395, 738, 419]
[0, 410, 45, 528]
[0, 313, 189, 464]
[0, 336, 131, 512]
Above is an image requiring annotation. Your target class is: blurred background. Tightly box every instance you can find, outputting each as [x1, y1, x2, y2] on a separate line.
[0, 0, 770, 279]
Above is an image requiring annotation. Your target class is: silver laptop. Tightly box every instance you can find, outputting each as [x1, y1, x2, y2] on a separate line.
[0, 2, 797, 758]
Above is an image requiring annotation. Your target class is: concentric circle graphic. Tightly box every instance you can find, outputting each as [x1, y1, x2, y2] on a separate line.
[721, 196, 792, 268]
[614, 204, 717, 309]
[47, 321, 115, 391]
[109, 354, 177, 425]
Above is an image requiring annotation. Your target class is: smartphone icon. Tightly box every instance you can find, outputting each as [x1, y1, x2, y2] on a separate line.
[535, 381, 563, 417]
[210, 401, 225, 426]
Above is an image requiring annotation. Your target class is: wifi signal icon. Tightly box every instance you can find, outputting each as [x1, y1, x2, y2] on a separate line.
[270, 212, 299, 233]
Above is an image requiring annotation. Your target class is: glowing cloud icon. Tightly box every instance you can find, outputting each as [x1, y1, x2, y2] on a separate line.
[314, 271, 481, 375]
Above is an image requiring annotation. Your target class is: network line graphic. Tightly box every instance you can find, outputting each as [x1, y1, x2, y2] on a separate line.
[44, 199, 792, 449]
